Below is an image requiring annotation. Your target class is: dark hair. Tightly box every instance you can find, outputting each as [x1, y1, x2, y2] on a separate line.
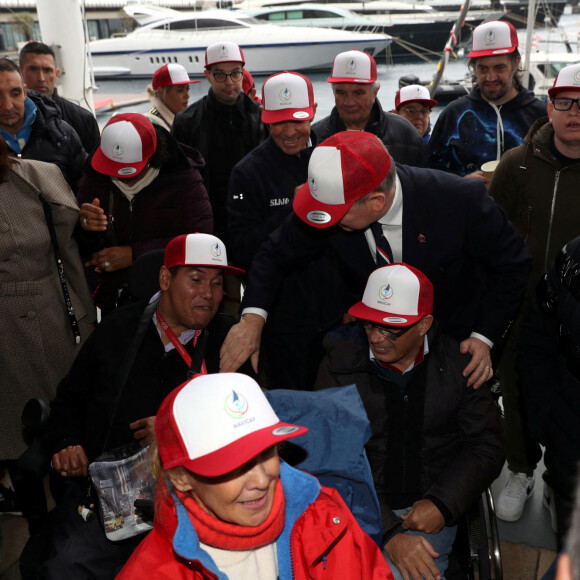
[468, 49, 523, 91]
[19, 42, 56, 68]
[0, 139, 16, 184]
[148, 125, 171, 169]
[0, 58, 23, 80]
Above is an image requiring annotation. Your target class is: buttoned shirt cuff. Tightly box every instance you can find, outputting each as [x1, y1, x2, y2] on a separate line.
[469, 332, 494, 349]
[241, 307, 268, 322]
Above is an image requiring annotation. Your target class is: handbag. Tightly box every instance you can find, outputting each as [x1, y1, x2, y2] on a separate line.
[88, 444, 156, 541]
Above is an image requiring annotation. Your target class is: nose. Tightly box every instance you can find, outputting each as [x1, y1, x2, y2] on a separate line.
[199, 281, 213, 300]
[246, 461, 271, 490]
[367, 327, 385, 343]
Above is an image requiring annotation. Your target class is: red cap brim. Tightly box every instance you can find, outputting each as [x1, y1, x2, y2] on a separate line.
[348, 301, 424, 327]
[262, 107, 314, 124]
[293, 181, 354, 229]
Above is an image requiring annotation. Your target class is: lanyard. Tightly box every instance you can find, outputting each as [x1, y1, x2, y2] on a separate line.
[156, 308, 207, 375]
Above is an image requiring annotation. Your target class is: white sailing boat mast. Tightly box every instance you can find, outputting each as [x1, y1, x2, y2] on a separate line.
[35, 0, 95, 113]
[522, 0, 537, 89]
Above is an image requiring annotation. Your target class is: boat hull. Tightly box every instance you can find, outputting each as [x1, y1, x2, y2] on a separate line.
[89, 27, 389, 78]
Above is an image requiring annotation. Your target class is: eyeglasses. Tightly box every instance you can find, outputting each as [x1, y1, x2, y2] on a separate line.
[357, 319, 420, 341]
[400, 107, 431, 117]
[211, 70, 243, 83]
[552, 97, 580, 111]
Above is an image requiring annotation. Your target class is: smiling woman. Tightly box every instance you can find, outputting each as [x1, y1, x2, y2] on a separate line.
[117, 373, 394, 580]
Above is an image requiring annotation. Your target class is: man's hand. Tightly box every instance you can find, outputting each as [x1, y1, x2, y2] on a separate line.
[79, 198, 107, 232]
[52, 445, 89, 477]
[400, 499, 445, 534]
[464, 171, 490, 185]
[385, 533, 441, 580]
[130, 417, 156, 447]
[219, 314, 265, 373]
[460, 337, 492, 389]
[85, 245, 133, 273]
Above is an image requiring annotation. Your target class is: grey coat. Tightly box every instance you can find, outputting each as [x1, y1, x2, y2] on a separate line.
[0, 159, 95, 459]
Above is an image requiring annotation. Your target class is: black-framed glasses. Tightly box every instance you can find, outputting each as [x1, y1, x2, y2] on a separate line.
[400, 107, 430, 117]
[552, 97, 580, 111]
[357, 319, 421, 341]
[211, 70, 243, 83]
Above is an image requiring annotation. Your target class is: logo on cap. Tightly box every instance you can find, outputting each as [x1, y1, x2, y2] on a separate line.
[112, 144, 123, 157]
[346, 59, 357, 73]
[272, 426, 301, 436]
[307, 210, 331, 224]
[379, 284, 393, 301]
[293, 111, 309, 119]
[575, 71, 580, 83]
[309, 177, 318, 192]
[383, 316, 408, 324]
[218, 45, 229, 58]
[118, 167, 137, 176]
[280, 87, 292, 102]
[224, 390, 248, 418]
[485, 30, 495, 43]
[211, 243, 222, 258]
[413, 87, 423, 98]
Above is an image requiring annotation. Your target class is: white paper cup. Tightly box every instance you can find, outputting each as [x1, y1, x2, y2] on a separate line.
[481, 160, 500, 180]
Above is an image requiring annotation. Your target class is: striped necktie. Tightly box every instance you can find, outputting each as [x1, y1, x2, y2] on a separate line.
[370, 221, 393, 266]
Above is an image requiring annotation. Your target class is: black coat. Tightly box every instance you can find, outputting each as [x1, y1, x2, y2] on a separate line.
[42, 301, 251, 461]
[243, 164, 531, 345]
[51, 89, 101, 155]
[315, 323, 504, 536]
[312, 99, 426, 167]
[4, 91, 87, 191]
[172, 90, 268, 245]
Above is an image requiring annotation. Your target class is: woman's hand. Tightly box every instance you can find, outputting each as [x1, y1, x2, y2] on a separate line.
[79, 198, 108, 232]
[85, 246, 133, 273]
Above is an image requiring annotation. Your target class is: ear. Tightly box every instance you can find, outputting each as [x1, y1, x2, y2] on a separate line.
[55, 67, 60, 81]
[159, 265, 172, 291]
[22, 84, 27, 98]
[312, 102, 318, 118]
[204, 69, 211, 83]
[418, 314, 433, 337]
[367, 190, 388, 212]
[548, 101, 554, 124]
[167, 467, 195, 493]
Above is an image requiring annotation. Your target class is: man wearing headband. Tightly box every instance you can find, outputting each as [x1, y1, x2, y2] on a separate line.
[118, 373, 394, 579]
[220, 131, 530, 392]
[316, 264, 503, 580]
[36, 234, 250, 579]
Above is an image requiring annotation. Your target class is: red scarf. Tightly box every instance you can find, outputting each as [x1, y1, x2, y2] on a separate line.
[177, 480, 285, 550]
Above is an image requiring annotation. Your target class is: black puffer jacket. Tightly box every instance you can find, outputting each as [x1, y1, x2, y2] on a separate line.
[4, 91, 87, 190]
[311, 99, 426, 167]
[51, 88, 101, 155]
[315, 323, 504, 538]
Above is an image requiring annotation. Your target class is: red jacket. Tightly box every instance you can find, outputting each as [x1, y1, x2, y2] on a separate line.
[117, 462, 393, 579]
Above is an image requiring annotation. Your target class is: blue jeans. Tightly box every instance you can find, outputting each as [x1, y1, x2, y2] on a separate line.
[383, 508, 458, 580]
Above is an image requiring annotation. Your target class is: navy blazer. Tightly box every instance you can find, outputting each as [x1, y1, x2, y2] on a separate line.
[244, 163, 531, 344]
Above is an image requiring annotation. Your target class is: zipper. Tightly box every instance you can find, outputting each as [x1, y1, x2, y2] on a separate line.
[544, 170, 561, 272]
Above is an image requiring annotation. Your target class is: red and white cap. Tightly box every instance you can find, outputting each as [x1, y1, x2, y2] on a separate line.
[91, 113, 157, 178]
[468, 21, 518, 58]
[152, 63, 201, 90]
[163, 233, 245, 275]
[205, 41, 245, 68]
[395, 84, 437, 109]
[261, 71, 315, 124]
[328, 50, 377, 84]
[156, 373, 308, 477]
[548, 63, 580, 98]
[293, 131, 391, 228]
[349, 264, 434, 327]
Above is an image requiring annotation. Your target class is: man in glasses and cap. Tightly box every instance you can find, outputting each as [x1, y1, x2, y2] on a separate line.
[315, 264, 504, 580]
[486, 63, 580, 523]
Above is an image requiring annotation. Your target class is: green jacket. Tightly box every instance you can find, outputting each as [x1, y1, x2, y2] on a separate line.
[489, 116, 580, 294]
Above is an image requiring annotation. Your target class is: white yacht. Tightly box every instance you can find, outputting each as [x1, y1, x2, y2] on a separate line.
[88, 7, 391, 78]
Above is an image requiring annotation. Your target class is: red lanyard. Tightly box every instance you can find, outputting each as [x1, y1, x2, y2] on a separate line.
[156, 308, 207, 375]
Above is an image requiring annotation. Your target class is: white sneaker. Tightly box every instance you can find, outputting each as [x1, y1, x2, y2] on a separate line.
[496, 472, 535, 522]
[542, 482, 558, 532]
